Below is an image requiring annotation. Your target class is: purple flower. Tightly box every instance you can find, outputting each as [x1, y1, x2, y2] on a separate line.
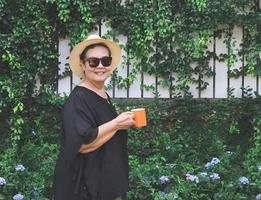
[159, 176, 169, 184]
[15, 164, 25, 172]
[31, 187, 39, 198]
[256, 193, 261, 199]
[200, 172, 208, 178]
[13, 193, 24, 200]
[163, 187, 170, 194]
[0, 177, 6, 185]
[205, 157, 221, 169]
[211, 158, 220, 165]
[186, 173, 199, 183]
[239, 177, 249, 185]
[205, 162, 214, 169]
[210, 173, 220, 180]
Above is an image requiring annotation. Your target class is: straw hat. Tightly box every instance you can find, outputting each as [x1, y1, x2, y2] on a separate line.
[69, 34, 121, 78]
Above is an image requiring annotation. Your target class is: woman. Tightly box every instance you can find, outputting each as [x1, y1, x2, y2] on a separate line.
[53, 35, 134, 200]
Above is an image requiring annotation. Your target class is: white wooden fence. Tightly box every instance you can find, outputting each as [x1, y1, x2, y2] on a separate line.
[58, 25, 261, 99]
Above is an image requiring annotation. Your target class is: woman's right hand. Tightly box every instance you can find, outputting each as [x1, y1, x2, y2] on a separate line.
[113, 111, 134, 130]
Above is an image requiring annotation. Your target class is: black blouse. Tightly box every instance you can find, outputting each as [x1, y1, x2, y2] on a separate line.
[53, 86, 128, 200]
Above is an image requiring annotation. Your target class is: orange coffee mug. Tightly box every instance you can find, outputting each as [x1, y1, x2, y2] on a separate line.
[131, 108, 147, 127]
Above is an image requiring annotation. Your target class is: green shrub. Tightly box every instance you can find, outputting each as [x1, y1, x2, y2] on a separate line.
[0, 94, 261, 199]
[116, 98, 261, 200]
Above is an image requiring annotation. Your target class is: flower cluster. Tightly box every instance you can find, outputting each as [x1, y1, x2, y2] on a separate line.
[15, 164, 25, 172]
[200, 172, 208, 178]
[13, 193, 24, 200]
[256, 193, 261, 199]
[31, 187, 39, 198]
[186, 173, 199, 183]
[209, 173, 220, 180]
[239, 177, 249, 185]
[199, 172, 220, 180]
[159, 175, 177, 198]
[205, 157, 220, 169]
[0, 177, 6, 185]
[159, 175, 170, 184]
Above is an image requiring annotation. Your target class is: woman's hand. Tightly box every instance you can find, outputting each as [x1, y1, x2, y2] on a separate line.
[113, 111, 135, 130]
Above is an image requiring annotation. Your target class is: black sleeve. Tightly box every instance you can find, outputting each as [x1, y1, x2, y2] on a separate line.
[62, 91, 98, 167]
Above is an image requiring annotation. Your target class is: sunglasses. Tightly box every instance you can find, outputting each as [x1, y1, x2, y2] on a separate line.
[84, 56, 112, 68]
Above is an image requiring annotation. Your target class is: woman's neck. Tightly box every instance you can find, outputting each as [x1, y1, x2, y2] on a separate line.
[80, 79, 106, 97]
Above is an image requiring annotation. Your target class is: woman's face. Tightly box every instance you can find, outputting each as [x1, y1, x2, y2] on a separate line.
[82, 45, 112, 84]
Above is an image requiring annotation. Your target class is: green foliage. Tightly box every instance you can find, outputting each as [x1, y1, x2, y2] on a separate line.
[105, 0, 260, 94]
[0, 85, 64, 199]
[1, 97, 259, 199]
[115, 98, 261, 200]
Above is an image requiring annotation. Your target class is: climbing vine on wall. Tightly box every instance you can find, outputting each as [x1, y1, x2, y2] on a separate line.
[106, 0, 260, 96]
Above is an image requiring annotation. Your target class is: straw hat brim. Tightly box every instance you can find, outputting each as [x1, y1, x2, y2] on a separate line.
[69, 37, 121, 78]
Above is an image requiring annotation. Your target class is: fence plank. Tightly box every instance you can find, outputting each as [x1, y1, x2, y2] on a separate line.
[214, 34, 228, 98]
[128, 63, 142, 98]
[201, 37, 214, 98]
[58, 38, 71, 96]
[230, 26, 243, 97]
[257, 76, 261, 95]
[189, 62, 199, 98]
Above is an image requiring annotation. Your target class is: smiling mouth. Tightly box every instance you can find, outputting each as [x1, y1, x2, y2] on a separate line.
[95, 72, 106, 76]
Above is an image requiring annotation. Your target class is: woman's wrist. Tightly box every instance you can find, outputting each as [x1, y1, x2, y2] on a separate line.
[111, 118, 119, 131]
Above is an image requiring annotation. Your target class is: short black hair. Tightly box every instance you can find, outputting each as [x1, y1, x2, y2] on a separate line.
[80, 43, 111, 61]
